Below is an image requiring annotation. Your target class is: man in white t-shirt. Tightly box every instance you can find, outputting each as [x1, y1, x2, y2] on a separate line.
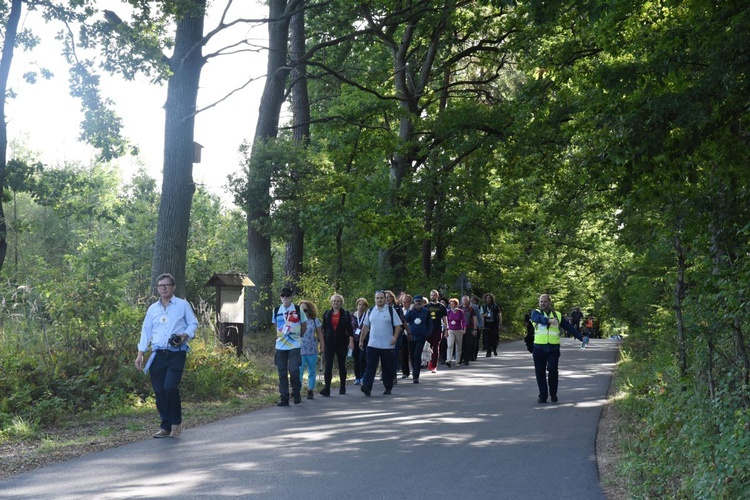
[272, 287, 307, 406]
[358, 290, 402, 396]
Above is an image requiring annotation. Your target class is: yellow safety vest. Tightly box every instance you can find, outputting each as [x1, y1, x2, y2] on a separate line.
[534, 309, 562, 345]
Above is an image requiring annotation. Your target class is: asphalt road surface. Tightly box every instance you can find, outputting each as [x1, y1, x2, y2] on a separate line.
[0, 338, 620, 499]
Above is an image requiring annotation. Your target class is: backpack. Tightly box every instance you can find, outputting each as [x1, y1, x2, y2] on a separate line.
[275, 304, 302, 322]
[368, 305, 396, 332]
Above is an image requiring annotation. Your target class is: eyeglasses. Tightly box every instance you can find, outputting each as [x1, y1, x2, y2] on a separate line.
[280, 294, 291, 298]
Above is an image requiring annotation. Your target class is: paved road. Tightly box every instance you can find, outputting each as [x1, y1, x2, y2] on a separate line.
[0, 338, 619, 499]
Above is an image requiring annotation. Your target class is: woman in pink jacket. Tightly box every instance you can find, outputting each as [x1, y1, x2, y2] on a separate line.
[445, 298, 466, 367]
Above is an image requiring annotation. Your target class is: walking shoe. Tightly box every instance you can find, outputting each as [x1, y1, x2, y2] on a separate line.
[361, 385, 371, 397]
[537, 396, 547, 404]
[354, 378, 362, 385]
[413, 379, 419, 384]
[170, 424, 182, 438]
[383, 389, 392, 395]
[493, 351, 498, 356]
[551, 395, 558, 403]
[293, 392, 302, 404]
[307, 390, 314, 400]
[277, 397, 290, 407]
[153, 428, 170, 438]
[319, 387, 331, 397]
[431, 368, 437, 373]
[445, 361, 452, 367]
[485, 352, 491, 357]
[393, 378, 397, 385]
[401, 373, 410, 379]
[339, 386, 346, 395]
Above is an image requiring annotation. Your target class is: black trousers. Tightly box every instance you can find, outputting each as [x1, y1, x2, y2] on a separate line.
[324, 341, 348, 389]
[352, 337, 364, 379]
[484, 325, 499, 354]
[401, 335, 411, 376]
[408, 340, 426, 381]
[363, 347, 395, 390]
[461, 328, 475, 364]
[532, 345, 561, 399]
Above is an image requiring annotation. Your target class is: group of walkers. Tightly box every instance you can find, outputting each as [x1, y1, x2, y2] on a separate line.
[135, 275, 592, 439]
[272, 286, 508, 406]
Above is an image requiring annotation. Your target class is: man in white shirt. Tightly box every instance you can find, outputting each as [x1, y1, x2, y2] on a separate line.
[135, 273, 198, 438]
[272, 287, 307, 406]
[358, 290, 402, 396]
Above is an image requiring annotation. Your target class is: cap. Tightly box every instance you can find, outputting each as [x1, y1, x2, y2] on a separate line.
[280, 287, 294, 296]
[413, 294, 424, 302]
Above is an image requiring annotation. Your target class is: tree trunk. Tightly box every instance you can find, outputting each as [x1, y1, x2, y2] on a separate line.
[285, 0, 309, 288]
[246, 0, 299, 330]
[674, 229, 688, 376]
[708, 166, 750, 387]
[381, 6, 448, 285]
[150, 0, 206, 297]
[0, 0, 23, 274]
[422, 180, 436, 278]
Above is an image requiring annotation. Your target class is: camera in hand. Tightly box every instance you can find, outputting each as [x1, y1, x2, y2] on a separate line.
[168, 334, 183, 347]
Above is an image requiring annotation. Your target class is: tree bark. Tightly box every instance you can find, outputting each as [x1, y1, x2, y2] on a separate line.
[380, 4, 449, 286]
[150, 0, 206, 297]
[285, 0, 308, 288]
[0, 0, 23, 273]
[674, 228, 688, 376]
[246, 0, 299, 330]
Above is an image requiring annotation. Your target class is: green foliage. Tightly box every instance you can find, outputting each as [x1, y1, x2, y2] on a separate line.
[0, 158, 271, 433]
[182, 339, 271, 401]
[616, 326, 750, 498]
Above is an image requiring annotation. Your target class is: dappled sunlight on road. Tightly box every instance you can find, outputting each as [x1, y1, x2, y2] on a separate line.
[0, 339, 620, 499]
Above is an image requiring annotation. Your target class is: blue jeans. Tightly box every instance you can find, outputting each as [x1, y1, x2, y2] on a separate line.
[275, 348, 302, 398]
[300, 354, 318, 390]
[363, 346, 395, 391]
[149, 350, 187, 431]
[532, 345, 561, 399]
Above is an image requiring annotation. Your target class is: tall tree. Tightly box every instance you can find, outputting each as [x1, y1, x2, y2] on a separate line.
[149, 0, 206, 297]
[301, 1, 516, 287]
[284, 0, 308, 287]
[0, 0, 23, 273]
[243, 0, 301, 330]
[93, 1, 271, 296]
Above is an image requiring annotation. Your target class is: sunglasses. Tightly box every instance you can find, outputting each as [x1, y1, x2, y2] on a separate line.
[280, 293, 291, 298]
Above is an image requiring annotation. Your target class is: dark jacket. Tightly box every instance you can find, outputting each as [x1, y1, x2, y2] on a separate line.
[404, 308, 433, 343]
[322, 308, 354, 344]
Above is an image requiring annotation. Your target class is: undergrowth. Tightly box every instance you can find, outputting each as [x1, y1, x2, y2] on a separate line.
[614, 320, 750, 498]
